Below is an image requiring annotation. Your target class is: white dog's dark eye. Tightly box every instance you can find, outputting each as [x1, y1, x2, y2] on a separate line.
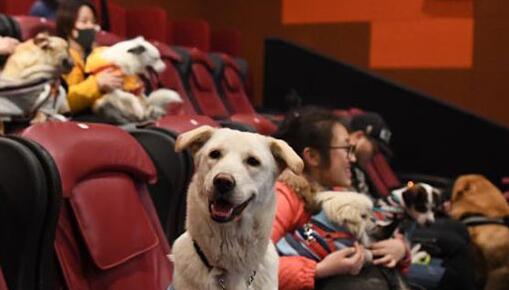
[361, 214, 368, 219]
[246, 156, 260, 167]
[209, 150, 221, 159]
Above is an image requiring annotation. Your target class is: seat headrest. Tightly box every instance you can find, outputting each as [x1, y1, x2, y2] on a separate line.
[189, 48, 214, 69]
[22, 122, 157, 195]
[151, 41, 182, 62]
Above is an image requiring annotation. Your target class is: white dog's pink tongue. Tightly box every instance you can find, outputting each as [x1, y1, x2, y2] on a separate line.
[211, 202, 234, 218]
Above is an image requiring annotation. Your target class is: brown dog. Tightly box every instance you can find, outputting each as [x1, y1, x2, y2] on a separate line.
[450, 175, 509, 290]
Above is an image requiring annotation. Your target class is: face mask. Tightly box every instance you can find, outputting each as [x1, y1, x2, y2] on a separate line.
[74, 28, 96, 52]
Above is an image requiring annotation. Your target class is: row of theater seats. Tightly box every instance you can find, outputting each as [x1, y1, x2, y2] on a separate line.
[1, 0, 243, 57]
[8, 14, 277, 135]
[0, 119, 206, 290]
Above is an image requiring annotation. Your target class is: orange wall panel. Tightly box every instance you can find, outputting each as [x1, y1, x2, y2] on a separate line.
[370, 19, 473, 68]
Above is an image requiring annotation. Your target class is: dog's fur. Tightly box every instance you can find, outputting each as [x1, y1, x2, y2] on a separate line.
[316, 191, 375, 248]
[171, 126, 303, 290]
[372, 182, 441, 240]
[0, 33, 72, 133]
[1, 33, 72, 81]
[90, 37, 181, 124]
[450, 175, 509, 290]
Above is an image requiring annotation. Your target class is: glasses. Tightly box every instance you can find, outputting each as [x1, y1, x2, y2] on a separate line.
[327, 144, 356, 158]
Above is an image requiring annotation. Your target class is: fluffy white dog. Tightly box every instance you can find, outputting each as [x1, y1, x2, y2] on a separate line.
[88, 37, 181, 124]
[316, 191, 375, 248]
[171, 126, 303, 290]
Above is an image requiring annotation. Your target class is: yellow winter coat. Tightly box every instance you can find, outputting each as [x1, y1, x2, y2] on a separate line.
[63, 48, 102, 114]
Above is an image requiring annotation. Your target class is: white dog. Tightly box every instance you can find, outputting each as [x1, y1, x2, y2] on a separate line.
[88, 37, 181, 124]
[276, 191, 375, 264]
[316, 191, 375, 248]
[171, 126, 303, 290]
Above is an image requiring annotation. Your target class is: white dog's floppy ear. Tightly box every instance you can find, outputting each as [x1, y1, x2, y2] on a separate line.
[175, 125, 216, 154]
[128, 45, 146, 55]
[268, 137, 304, 175]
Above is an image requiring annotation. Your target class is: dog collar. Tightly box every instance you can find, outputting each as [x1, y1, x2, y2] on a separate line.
[460, 213, 509, 227]
[192, 240, 257, 290]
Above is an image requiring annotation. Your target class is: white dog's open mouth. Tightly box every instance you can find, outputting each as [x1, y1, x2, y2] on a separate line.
[208, 195, 255, 223]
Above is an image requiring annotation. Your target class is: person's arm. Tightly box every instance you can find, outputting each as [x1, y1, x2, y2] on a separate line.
[370, 234, 410, 272]
[0, 36, 19, 55]
[272, 183, 366, 290]
[272, 182, 317, 290]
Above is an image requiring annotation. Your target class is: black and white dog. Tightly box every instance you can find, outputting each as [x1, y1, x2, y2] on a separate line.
[371, 182, 442, 240]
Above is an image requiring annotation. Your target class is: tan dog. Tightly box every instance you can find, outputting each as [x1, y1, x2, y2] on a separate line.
[171, 126, 303, 290]
[0, 33, 72, 133]
[1, 33, 72, 81]
[450, 175, 509, 290]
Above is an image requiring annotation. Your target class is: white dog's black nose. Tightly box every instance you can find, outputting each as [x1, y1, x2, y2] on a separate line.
[213, 173, 235, 195]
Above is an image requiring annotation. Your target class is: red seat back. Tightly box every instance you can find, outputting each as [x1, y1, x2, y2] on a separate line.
[172, 20, 210, 51]
[95, 30, 124, 46]
[21, 122, 172, 290]
[12, 16, 55, 40]
[150, 41, 197, 115]
[186, 48, 230, 119]
[211, 53, 255, 114]
[0, 0, 32, 15]
[108, 1, 126, 37]
[126, 6, 167, 43]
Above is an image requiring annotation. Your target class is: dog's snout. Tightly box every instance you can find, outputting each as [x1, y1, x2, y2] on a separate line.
[213, 173, 236, 195]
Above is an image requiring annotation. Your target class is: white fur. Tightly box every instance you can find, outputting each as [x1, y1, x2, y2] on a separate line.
[101, 36, 165, 75]
[316, 191, 375, 248]
[93, 37, 181, 123]
[172, 126, 303, 290]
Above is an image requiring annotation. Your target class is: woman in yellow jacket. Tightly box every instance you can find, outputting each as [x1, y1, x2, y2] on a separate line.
[55, 0, 122, 115]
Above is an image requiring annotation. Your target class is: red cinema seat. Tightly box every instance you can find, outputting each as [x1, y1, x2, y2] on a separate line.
[107, 1, 126, 37]
[150, 41, 198, 116]
[95, 30, 124, 46]
[12, 16, 55, 40]
[126, 6, 168, 43]
[209, 53, 255, 114]
[21, 122, 173, 290]
[148, 42, 220, 134]
[175, 47, 276, 134]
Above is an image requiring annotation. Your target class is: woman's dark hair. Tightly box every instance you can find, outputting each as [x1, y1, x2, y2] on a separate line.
[55, 0, 96, 38]
[273, 106, 348, 169]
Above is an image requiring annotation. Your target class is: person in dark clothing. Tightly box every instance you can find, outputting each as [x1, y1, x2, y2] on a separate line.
[348, 111, 478, 290]
[30, 0, 60, 20]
